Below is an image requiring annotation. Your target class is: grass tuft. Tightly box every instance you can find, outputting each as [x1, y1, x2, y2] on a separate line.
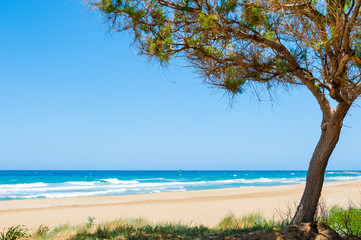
[0, 225, 28, 240]
[35, 225, 50, 237]
[218, 213, 287, 231]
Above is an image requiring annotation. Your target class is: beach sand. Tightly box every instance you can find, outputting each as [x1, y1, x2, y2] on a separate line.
[0, 180, 360, 231]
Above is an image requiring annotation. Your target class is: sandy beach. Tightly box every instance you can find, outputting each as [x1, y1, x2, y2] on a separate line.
[0, 180, 360, 231]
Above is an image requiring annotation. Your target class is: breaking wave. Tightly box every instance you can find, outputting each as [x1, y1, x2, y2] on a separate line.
[0, 170, 359, 201]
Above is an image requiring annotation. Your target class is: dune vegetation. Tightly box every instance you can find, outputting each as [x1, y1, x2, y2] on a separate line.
[2, 205, 361, 240]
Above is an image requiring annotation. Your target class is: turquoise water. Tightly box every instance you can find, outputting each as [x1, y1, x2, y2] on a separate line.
[0, 170, 360, 201]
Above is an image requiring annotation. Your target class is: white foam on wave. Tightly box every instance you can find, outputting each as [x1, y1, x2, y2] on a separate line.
[100, 178, 140, 184]
[45, 186, 96, 191]
[211, 178, 273, 184]
[0, 182, 48, 189]
[210, 180, 235, 184]
[101, 180, 207, 189]
[326, 175, 361, 181]
[12, 188, 128, 199]
[0, 185, 97, 196]
[168, 189, 187, 192]
[278, 178, 305, 184]
[0, 187, 48, 194]
[134, 178, 167, 181]
[204, 175, 361, 185]
[209, 177, 305, 185]
[65, 181, 97, 186]
[1, 180, 200, 199]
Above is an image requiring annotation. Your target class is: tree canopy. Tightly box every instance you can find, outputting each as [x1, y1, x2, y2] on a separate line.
[92, 0, 361, 103]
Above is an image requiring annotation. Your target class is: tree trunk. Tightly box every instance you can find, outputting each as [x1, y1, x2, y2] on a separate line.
[291, 105, 350, 224]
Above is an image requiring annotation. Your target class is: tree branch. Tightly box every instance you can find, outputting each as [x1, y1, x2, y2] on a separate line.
[294, 69, 333, 119]
[156, 0, 197, 12]
[342, 0, 361, 50]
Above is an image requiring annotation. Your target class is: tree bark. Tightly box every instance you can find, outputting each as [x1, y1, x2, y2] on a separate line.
[291, 104, 350, 224]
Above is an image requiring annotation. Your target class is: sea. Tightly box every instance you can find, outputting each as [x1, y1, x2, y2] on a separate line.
[0, 170, 360, 201]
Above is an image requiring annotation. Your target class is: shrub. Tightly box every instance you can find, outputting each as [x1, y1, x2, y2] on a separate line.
[325, 206, 361, 236]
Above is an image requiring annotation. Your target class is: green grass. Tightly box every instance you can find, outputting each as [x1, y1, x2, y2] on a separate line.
[27, 215, 282, 240]
[0, 225, 28, 240]
[4, 206, 361, 239]
[26, 213, 289, 240]
[217, 213, 288, 231]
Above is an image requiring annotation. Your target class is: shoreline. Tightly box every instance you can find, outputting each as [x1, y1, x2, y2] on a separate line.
[0, 180, 360, 231]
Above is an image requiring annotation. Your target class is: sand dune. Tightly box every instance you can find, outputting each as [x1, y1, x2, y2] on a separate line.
[0, 180, 360, 231]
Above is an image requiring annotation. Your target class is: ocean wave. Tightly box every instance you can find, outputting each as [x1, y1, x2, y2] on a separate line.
[0, 185, 96, 195]
[134, 178, 167, 181]
[12, 188, 127, 199]
[0, 187, 47, 193]
[0, 180, 205, 196]
[101, 181, 207, 189]
[325, 176, 361, 181]
[100, 178, 140, 184]
[2, 171, 360, 201]
[326, 171, 361, 175]
[340, 171, 361, 174]
[209, 177, 305, 185]
[168, 189, 187, 192]
[65, 181, 97, 186]
[0, 182, 48, 189]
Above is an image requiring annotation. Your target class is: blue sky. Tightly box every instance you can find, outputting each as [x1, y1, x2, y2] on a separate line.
[0, 0, 360, 170]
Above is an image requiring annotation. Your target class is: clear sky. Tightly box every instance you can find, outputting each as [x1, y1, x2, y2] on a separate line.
[0, 0, 360, 170]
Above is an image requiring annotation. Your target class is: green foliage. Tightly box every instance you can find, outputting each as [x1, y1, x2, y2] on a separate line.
[198, 12, 218, 28]
[324, 206, 361, 236]
[223, 66, 245, 94]
[43, 224, 76, 239]
[86, 216, 96, 228]
[94, 225, 112, 239]
[0, 225, 28, 240]
[217, 0, 238, 14]
[275, 59, 289, 74]
[36, 225, 50, 237]
[224, 78, 244, 94]
[52, 224, 71, 234]
[242, 6, 265, 27]
[99, 0, 114, 13]
[146, 37, 172, 62]
[263, 30, 275, 40]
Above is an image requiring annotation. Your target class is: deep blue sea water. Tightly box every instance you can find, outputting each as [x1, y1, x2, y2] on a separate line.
[0, 170, 360, 201]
